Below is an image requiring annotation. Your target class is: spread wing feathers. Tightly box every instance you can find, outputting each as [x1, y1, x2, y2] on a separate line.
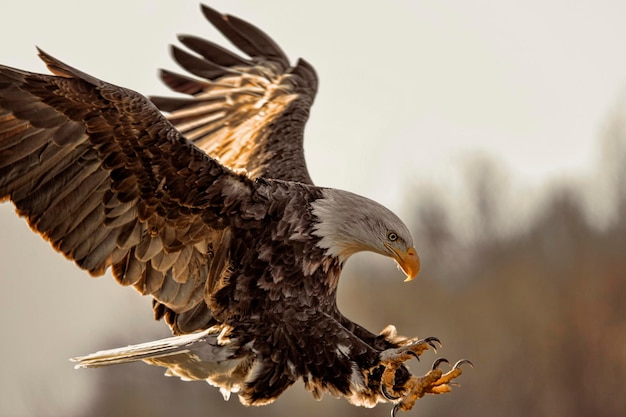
[150, 4, 318, 184]
[0, 50, 268, 333]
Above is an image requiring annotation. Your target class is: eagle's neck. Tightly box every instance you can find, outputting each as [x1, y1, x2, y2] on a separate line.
[309, 188, 377, 262]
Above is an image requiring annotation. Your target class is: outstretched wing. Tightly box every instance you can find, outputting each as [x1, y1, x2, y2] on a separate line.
[0, 50, 268, 333]
[151, 5, 318, 184]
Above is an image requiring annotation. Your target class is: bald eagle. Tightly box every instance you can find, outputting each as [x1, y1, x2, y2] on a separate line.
[0, 4, 469, 415]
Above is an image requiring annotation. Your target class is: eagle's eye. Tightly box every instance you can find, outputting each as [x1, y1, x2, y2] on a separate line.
[387, 231, 398, 242]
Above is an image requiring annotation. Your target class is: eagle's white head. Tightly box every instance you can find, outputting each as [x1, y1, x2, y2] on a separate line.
[311, 188, 420, 281]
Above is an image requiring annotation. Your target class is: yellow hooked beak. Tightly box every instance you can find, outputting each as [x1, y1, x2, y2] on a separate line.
[386, 244, 421, 282]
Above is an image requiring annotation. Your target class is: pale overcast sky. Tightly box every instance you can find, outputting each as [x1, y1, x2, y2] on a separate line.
[2, 1, 626, 415]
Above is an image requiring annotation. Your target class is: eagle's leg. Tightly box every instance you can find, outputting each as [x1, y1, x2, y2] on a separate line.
[378, 336, 441, 400]
[390, 359, 473, 416]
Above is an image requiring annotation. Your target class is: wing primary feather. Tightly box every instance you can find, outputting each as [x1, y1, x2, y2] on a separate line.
[177, 35, 251, 67]
[200, 5, 288, 62]
[170, 45, 232, 80]
[157, 69, 207, 96]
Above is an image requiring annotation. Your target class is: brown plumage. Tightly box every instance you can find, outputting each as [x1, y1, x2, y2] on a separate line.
[0, 4, 469, 413]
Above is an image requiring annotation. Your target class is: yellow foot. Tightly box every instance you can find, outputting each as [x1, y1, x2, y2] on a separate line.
[378, 337, 441, 399]
[389, 359, 473, 417]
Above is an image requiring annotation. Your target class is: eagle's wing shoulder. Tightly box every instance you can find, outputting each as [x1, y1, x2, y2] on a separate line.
[0, 50, 268, 334]
[151, 5, 317, 184]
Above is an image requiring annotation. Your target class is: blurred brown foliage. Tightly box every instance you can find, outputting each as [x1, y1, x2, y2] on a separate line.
[68, 119, 626, 417]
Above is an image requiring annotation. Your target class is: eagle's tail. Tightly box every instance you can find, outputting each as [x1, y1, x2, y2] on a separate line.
[71, 327, 217, 368]
[71, 325, 249, 400]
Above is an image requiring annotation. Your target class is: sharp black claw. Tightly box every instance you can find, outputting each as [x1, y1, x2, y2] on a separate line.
[381, 383, 401, 400]
[422, 336, 442, 351]
[453, 359, 474, 369]
[391, 403, 401, 417]
[432, 357, 450, 370]
[405, 350, 420, 361]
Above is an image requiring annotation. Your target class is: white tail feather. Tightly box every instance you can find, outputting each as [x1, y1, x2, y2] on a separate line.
[71, 325, 252, 399]
[71, 327, 216, 368]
